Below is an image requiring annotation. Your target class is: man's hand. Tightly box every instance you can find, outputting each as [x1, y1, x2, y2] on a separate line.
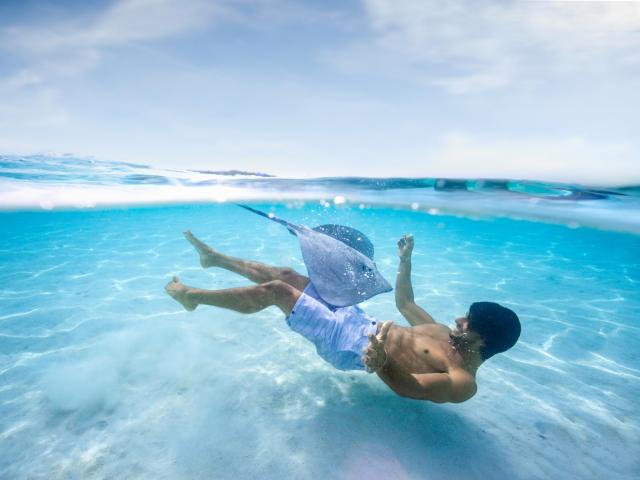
[397, 234, 414, 261]
[362, 320, 393, 373]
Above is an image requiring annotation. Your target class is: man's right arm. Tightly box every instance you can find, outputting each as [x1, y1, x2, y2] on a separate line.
[395, 235, 436, 326]
[376, 362, 476, 403]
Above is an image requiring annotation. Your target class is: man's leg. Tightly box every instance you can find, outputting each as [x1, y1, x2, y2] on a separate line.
[184, 230, 309, 291]
[165, 276, 301, 315]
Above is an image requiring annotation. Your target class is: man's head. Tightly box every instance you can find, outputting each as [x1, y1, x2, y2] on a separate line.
[462, 302, 520, 361]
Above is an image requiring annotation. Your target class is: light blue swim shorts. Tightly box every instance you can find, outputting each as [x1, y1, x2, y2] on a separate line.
[286, 282, 379, 371]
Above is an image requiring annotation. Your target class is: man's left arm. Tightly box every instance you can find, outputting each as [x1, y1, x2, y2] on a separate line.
[395, 235, 437, 326]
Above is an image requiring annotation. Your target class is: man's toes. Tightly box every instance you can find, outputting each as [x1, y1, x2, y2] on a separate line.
[165, 277, 181, 294]
[184, 231, 198, 245]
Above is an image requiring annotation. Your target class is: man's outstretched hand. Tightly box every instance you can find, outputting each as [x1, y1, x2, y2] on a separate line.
[362, 320, 393, 373]
[398, 234, 414, 261]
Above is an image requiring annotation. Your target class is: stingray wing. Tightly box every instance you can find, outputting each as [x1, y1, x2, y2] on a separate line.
[297, 226, 392, 307]
[312, 224, 375, 260]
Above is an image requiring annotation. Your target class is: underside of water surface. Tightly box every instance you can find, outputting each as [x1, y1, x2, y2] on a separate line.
[1, 156, 639, 479]
[2, 154, 640, 234]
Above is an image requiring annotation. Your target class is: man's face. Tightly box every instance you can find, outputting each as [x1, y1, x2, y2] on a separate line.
[450, 312, 484, 352]
[451, 313, 471, 337]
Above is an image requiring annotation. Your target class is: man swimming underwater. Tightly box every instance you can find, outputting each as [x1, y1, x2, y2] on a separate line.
[166, 232, 521, 404]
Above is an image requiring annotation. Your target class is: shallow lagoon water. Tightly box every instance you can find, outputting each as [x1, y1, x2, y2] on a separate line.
[1, 157, 640, 479]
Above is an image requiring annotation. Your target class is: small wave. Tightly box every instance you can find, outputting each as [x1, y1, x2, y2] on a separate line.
[1, 155, 639, 234]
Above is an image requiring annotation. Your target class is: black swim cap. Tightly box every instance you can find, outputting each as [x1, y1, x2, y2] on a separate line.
[468, 302, 521, 360]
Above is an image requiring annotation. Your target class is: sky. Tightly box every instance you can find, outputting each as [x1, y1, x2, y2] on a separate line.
[0, 0, 638, 185]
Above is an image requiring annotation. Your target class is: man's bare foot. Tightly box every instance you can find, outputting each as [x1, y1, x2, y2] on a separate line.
[165, 276, 198, 311]
[184, 230, 222, 268]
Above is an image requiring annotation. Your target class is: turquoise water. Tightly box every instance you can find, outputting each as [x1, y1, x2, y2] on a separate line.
[1, 157, 640, 479]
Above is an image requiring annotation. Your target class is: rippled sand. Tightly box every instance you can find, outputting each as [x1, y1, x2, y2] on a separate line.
[1, 204, 639, 479]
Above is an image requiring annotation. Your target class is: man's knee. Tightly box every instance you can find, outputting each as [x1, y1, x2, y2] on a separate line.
[279, 267, 296, 278]
[278, 267, 309, 290]
[262, 280, 299, 312]
[262, 279, 291, 297]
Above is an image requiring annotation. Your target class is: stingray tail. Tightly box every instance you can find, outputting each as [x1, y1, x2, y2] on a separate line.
[235, 204, 302, 236]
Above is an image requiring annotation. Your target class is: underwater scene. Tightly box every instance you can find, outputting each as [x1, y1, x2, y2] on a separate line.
[1, 155, 639, 479]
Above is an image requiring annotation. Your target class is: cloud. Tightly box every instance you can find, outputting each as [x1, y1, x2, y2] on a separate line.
[4, 0, 220, 53]
[424, 133, 636, 186]
[0, 0, 223, 91]
[0, 0, 342, 91]
[0, 0, 229, 143]
[354, 0, 640, 93]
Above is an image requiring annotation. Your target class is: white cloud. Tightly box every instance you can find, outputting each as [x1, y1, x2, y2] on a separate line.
[4, 0, 221, 53]
[0, 70, 42, 93]
[0, 0, 339, 91]
[359, 0, 640, 93]
[0, 0, 227, 144]
[0, 0, 223, 92]
[424, 133, 636, 186]
[0, 86, 68, 130]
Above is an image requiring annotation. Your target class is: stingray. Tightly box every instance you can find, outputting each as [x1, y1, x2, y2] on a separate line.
[237, 204, 392, 307]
